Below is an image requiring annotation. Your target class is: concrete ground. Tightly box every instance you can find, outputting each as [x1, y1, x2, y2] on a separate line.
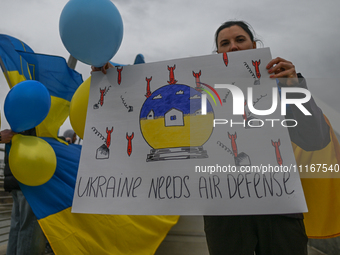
[155, 216, 326, 255]
[0, 241, 326, 255]
[0, 216, 329, 255]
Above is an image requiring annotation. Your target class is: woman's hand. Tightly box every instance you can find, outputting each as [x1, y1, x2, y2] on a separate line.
[0, 129, 16, 143]
[91, 62, 114, 74]
[266, 57, 299, 86]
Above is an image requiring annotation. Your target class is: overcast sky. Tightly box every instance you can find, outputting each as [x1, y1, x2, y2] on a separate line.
[0, 0, 340, 135]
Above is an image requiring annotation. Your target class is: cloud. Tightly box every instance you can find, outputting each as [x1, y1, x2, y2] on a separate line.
[152, 94, 162, 99]
[189, 94, 201, 100]
[176, 90, 184, 95]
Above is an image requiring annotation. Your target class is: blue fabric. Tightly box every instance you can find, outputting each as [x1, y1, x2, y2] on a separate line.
[134, 54, 145, 65]
[5, 143, 11, 156]
[0, 34, 34, 80]
[17, 51, 83, 101]
[4, 35, 34, 52]
[19, 138, 82, 219]
[0, 34, 83, 101]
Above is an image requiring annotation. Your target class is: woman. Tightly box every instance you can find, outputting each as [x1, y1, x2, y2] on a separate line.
[203, 20, 331, 255]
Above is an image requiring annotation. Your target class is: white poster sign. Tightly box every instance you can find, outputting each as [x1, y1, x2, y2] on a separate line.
[72, 48, 307, 215]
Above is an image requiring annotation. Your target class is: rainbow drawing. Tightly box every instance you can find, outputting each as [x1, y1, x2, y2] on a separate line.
[198, 82, 223, 106]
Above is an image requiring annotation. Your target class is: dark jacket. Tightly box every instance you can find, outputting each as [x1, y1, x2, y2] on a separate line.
[280, 74, 330, 219]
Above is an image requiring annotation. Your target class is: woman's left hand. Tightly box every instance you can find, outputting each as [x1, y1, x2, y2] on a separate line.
[0, 129, 16, 143]
[266, 57, 298, 86]
[91, 62, 114, 74]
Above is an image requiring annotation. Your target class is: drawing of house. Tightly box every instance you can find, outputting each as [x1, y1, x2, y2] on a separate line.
[164, 108, 184, 126]
[147, 110, 155, 120]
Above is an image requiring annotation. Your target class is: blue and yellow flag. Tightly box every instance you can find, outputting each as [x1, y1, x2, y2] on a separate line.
[0, 34, 83, 139]
[1, 35, 179, 254]
[20, 138, 179, 254]
[0, 34, 34, 86]
[298, 116, 340, 238]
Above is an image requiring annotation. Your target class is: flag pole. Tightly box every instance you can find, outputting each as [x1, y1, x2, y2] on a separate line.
[67, 55, 77, 70]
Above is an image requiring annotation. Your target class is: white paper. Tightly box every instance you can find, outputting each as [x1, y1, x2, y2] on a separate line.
[72, 48, 308, 215]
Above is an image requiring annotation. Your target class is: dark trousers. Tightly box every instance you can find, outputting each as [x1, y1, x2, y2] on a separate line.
[204, 215, 308, 255]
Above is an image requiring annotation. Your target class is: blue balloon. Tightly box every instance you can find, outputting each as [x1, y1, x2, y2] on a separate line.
[59, 0, 124, 67]
[4, 80, 51, 133]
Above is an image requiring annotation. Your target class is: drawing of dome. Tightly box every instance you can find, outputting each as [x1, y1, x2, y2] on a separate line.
[139, 84, 214, 161]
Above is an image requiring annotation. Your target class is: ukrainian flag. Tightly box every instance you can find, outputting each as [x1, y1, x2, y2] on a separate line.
[0, 34, 34, 86]
[0, 34, 83, 140]
[298, 116, 340, 238]
[20, 138, 178, 254]
[1, 35, 179, 254]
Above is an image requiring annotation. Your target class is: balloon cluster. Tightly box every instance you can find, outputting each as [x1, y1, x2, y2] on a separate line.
[4, 80, 56, 186]
[59, 0, 123, 67]
[3, 0, 125, 186]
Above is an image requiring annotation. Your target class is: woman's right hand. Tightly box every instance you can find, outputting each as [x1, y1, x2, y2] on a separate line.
[266, 57, 299, 86]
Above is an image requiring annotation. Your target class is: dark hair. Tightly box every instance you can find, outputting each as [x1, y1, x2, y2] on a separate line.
[214, 20, 259, 51]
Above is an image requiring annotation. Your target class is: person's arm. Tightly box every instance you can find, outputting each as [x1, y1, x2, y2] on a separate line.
[266, 57, 330, 150]
[282, 74, 330, 151]
[0, 129, 15, 144]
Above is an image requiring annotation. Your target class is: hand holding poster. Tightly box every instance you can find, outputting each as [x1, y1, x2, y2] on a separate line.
[72, 48, 308, 215]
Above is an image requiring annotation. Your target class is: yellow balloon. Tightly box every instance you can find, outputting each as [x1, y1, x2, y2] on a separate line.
[69, 76, 91, 139]
[9, 134, 56, 186]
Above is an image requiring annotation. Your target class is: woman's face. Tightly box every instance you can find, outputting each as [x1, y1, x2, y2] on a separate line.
[217, 25, 256, 53]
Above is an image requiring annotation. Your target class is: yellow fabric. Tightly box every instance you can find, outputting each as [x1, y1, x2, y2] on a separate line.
[6, 70, 26, 88]
[293, 116, 340, 238]
[39, 207, 179, 255]
[35, 96, 69, 144]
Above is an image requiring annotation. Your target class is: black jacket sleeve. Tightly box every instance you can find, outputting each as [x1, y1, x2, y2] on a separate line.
[280, 74, 330, 151]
